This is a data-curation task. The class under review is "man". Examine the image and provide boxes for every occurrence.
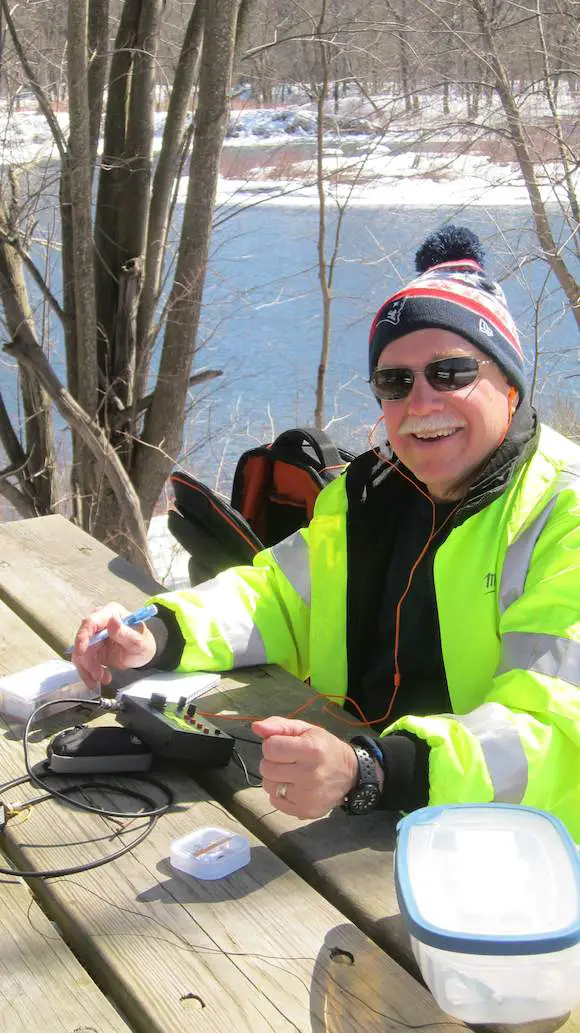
[73,226,580,839]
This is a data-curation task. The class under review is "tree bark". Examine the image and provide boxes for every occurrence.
[472,0,579,329]
[132,0,242,519]
[2,334,154,575]
[68,0,98,418]
[0,208,57,516]
[88,0,110,170]
[118,0,164,269]
[67,0,101,531]
[314,3,331,430]
[94,0,141,373]
[136,0,205,387]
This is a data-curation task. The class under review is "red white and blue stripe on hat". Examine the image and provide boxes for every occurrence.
[369,227,526,398]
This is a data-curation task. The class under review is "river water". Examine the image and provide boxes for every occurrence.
[1,183,578,494]
[194,202,578,484]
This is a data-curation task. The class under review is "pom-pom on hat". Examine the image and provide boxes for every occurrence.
[368,225,526,398]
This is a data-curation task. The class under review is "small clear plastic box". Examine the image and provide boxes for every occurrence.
[170,826,250,880]
[0,659,99,724]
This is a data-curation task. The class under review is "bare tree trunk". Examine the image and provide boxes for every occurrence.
[0,203,57,515]
[0,391,38,518]
[89,0,163,551]
[2,329,154,574]
[67,0,101,533]
[136,0,205,389]
[68,0,98,419]
[534,0,580,235]
[442,79,449,115]
[132,0,242,519]
[118,0,164,275]
[0,6,4,100]
[0,0,247,571]
[471,0,579,329]
[94,0,141,375]
[314,4,331,430]
[88,0,110,169]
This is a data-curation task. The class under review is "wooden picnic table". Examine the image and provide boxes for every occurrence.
[0,514,577,1033]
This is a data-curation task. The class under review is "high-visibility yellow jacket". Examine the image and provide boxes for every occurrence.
[152,424,580,840]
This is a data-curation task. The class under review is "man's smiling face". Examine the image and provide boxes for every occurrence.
[376,328,516,500]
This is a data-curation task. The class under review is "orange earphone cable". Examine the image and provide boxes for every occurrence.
[366,415,464,725]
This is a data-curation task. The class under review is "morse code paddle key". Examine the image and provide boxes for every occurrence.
[47,725,153,774]
[116,693,235,768]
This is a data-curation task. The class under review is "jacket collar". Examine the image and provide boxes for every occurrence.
[359,401,539,523]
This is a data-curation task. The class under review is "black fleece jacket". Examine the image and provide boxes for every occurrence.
[147,403,538,813]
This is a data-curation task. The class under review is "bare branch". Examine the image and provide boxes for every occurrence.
[0,226,64,323]
[109,368,222,431]
[0,0,67,159]
[3,334,155,577]
[0,475,36,519]
[0,390,27,470]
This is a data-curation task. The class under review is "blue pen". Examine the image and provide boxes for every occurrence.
[64,604,158,655]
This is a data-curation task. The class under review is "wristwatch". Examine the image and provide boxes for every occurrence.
[342,741,382,815]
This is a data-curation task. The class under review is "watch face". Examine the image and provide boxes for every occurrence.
[347,784,381,814]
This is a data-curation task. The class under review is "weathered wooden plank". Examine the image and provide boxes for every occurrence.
[0,600,55,675]
[0,610,132,1033]
[191,668,580,1033]
[2,517,575,1033]
[0,873,132,1033]
[183,669,407,944]
[0,714,462,1033]
[0,515,159,654]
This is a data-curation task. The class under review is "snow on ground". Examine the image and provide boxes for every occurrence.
[209,152,564,209]
[2,90,577,587]
[147,514,191,590]
[2,92,577,210]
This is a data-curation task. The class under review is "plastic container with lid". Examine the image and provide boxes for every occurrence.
[170,826,250,880]
[395,804,580,1024]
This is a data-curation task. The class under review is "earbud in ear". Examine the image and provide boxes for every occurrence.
[507,387,517,414]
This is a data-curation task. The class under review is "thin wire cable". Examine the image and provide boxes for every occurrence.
[232,747,261,787]
[0,696,174,878]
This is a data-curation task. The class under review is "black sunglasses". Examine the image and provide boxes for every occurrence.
[369,355,492,401]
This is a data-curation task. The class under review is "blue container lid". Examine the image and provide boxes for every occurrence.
[395,804,580,956]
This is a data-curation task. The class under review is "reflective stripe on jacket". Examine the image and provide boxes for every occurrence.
[152,424,580,839]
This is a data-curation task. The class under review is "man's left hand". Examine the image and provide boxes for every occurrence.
[251,716,359,819]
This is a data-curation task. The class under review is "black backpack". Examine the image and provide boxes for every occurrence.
[168,428,355,584]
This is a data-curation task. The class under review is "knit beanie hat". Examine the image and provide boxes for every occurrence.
[368,226,526,398]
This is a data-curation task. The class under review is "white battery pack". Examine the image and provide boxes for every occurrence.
[0,659,99,723]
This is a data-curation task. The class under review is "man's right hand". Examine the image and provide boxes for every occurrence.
[72,603,157,689]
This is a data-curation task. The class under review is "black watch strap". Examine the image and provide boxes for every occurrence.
[342,743,381,815]
[351,743,378,784]
[350,734,384,767]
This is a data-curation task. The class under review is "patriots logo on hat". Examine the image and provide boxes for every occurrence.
[381,296,407,326]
